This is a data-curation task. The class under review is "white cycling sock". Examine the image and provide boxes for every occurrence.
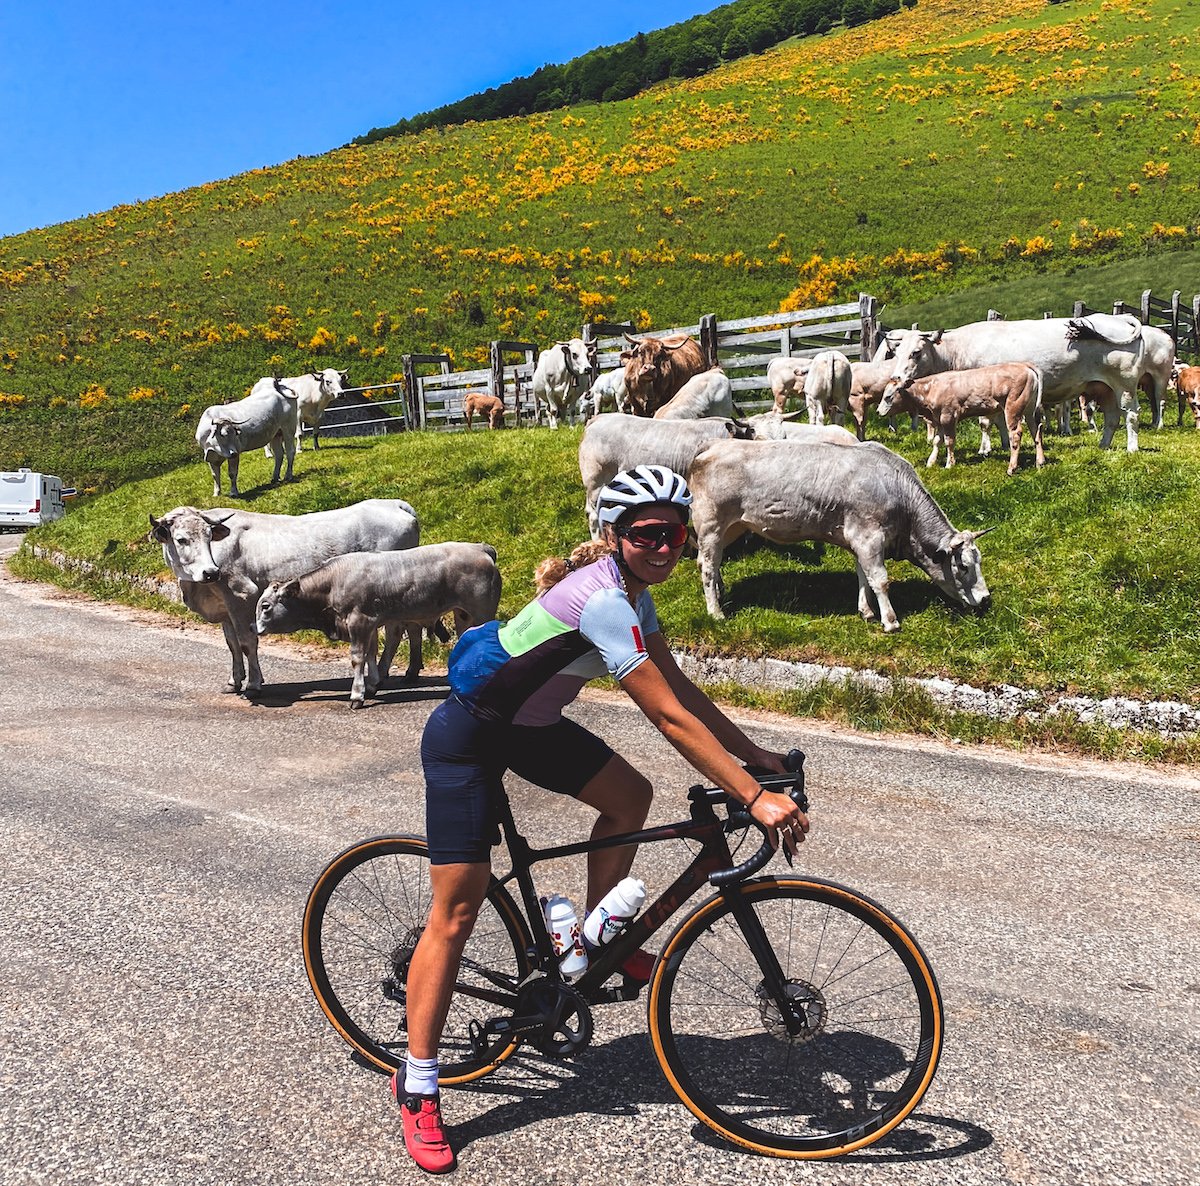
[404,1054,439,1097]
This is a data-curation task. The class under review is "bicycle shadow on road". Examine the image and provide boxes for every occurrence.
[446,1033,992,1164]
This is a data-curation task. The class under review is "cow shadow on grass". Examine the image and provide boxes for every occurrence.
[713,533,947,621]
[723,566,942,622]
[248,674,450,709]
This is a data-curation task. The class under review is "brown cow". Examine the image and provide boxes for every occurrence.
[878,363,1045,474]
[463,391,506,430]
[1174,363,1200,428]
[621,333,707,417]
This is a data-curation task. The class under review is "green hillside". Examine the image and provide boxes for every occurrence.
[2,0,1199,492]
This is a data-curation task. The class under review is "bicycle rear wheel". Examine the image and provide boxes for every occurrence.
[303,835,533,1082]
[648,876,942,1158]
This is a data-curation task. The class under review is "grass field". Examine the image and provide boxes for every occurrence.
[16,418,1200,712]
[3,0,1200,491]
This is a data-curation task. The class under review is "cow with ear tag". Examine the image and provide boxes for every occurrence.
[149,499,421,696]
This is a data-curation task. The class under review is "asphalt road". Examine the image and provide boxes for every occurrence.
[1,535,1197,1186]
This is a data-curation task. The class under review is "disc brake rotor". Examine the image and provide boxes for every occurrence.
[756,978,828,1044]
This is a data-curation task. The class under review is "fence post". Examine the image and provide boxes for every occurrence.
[1113,299,1128,316]
[581,322,600,385]
[488,341,502,403]
[1141,289,1153,324]
[859,293,878,360]
[699,313,718,368]
[1172,290,1182,342]
[987,309,1004,320]
[1072,301,1087,318]
[401,355,417,427]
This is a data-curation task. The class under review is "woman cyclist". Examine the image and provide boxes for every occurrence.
[396,464,809,1173]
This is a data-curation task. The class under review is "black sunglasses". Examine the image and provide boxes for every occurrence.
[617,522,689,550]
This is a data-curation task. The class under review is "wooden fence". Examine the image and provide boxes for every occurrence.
[580,295,879,416]
[379,294,879,430]
[314,285,1200,438]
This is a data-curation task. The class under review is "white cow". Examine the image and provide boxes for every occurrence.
[653,368,735,420]
[886,314,1146,451]
[688,439,991,632]
[149,499,421,696]
[196,378,299,497]
[578,412,752,537]
[587,368,629,418]
[768,350,852,426]
[290,368,349,449]
[532,338,595,428]
[742,410,860,444]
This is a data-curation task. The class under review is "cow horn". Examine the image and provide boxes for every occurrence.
[971,525,997,540]
[780,409,806,421]
[623,332,641,345]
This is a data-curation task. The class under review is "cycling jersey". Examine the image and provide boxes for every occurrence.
[448,554,660,726]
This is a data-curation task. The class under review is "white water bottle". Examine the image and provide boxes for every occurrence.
[543,894,589,978]
[582,877,647,948]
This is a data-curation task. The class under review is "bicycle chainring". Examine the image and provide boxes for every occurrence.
[755,978,827,1044]
[516,978,594,1058]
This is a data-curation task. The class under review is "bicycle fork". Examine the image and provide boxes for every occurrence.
[723,884,822,1042]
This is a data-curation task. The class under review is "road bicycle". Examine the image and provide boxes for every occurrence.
[302,751,943,1159]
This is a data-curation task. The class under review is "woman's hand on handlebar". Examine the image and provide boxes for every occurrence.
[749,790,810,859]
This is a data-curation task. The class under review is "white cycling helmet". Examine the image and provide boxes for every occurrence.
[596,464,692,527]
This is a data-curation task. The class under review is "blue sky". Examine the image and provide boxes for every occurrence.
[0,1,708,241]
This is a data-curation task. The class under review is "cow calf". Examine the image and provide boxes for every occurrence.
[255,543,501,708]
[879,363,1045,475]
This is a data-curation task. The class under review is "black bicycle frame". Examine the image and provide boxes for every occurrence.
[485,791,795,1011]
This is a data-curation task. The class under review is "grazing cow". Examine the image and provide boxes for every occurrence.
[1173,363,1200,428]
[196,378,299,497]
[586,368,629,418]
[532,338,595,428]
[255,543,501,708]
[886,314,1145,451]
[653,368,736,420]
[878,363,1045,474]
[149,499,421,696]
[464,391,506,430]
[621,332,708,417]
[742,410,860,444]
[768,351,853,426]
[578,412,752,537]
[688,439,991,632]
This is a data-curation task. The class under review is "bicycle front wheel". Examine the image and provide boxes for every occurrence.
[302,835,534,1082]
[648,877,943,1158]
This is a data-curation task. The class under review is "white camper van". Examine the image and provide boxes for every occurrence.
[0,469,74,528]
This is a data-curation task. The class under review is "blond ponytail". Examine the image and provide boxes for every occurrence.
[534,540,615,593]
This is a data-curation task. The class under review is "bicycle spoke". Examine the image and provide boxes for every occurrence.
[305,838,531,1078]
[650,879,941,1157]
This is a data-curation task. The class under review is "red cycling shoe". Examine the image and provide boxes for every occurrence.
[392,1073,456,1174]
[619,947,656,982]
